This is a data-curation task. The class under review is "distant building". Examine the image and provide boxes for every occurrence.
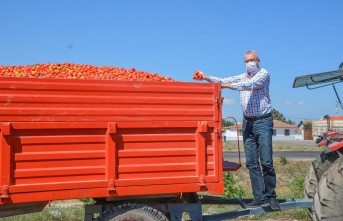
[297,117,343,141]
[308,116,343,140]
[223,120,301,141]
[297,120,314,140]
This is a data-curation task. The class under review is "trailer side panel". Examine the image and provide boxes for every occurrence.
[0,77,223,204]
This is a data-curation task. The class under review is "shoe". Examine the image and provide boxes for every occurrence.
[245,199,269,208]
[268,197,281,211]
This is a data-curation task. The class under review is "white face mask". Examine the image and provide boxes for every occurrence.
[246,62,258,73]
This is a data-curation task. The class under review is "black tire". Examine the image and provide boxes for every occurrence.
[96,203,169,221]
[303,150,340,217]
[312,157,343,220]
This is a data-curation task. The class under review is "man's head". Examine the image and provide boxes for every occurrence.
[244,50,260,73]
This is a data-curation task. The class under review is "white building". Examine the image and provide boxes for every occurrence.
[223,120,302,141]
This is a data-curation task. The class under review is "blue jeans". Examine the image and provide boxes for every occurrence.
[242,114,276,200]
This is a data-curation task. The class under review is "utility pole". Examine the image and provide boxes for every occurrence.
[337,101,339,116]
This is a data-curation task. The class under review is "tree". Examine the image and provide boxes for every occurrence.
[272,109,296,125]
[222,119,235,133]
[222,119,235,127]
[303,122,312,130]
[272,109,286,122]
[285,119,296,125]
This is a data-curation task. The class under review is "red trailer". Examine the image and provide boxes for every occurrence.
[0,76,311,220]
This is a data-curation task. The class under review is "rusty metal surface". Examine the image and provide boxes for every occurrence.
[0,77,224,204]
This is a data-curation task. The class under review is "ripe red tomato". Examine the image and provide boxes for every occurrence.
[0,63,177,82]
[193,70,203,80]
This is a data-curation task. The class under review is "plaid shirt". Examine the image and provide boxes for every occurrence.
[209,68,272,117]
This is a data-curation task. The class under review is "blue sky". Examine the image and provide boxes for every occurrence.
[1,1,343,123]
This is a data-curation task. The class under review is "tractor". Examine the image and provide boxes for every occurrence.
[293,61,343,220]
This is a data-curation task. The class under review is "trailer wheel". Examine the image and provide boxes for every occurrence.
[96,203,169,221]
[303,150,340,217]
[312,157,343,221]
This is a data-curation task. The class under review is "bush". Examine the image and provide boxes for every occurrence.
[303,122,312,130]
[223,173,246,198]
[279,154,289,165]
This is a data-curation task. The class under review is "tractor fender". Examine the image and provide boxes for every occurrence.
[327,141,343,152]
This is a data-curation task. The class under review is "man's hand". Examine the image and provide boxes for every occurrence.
[193,70,211,82]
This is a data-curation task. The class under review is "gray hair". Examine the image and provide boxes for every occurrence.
[245,50,259,58]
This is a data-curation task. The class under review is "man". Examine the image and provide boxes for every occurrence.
[194,50,280,211]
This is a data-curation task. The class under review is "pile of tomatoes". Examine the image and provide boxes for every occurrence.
[0,63,176,82]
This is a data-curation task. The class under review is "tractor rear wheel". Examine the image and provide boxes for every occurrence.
[96,203,169,221]
[312,157,343,220]
[303,150,341,217]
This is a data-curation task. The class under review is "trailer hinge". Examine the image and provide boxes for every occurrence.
[214,97,220,105]
[214,97,224,105]
[215,129,221,139]
[199,175,206,189]
[1,185,9,198]
[108,179,116,192]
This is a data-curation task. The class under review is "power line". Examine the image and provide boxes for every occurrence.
[284,105,337,121]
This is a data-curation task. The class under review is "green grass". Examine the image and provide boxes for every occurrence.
[192,159,313,221]
[218,159,312,220]
[223,140,321,152]
[185,158,311,221]
[0,202,85,221]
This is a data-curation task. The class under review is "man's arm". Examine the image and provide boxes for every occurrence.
[192,71,211,82]
[221,83,232,89]
[231,69,269,91]
[194,70,243,84]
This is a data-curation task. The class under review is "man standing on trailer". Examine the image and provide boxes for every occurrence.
[193,50,280,211]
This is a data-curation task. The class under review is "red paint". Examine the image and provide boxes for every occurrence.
[0,76,227,205]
